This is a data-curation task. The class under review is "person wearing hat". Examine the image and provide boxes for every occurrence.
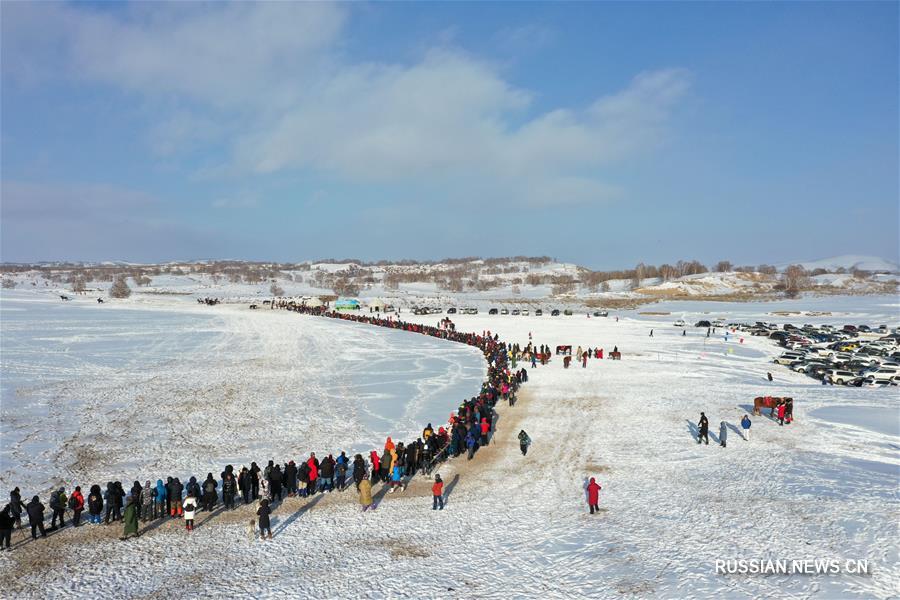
[432,474,444,510]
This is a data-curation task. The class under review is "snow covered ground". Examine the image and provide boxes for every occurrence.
[0,289,897,598]
[0,291,484,493]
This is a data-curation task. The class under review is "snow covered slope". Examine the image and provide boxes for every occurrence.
[777,255,900,273]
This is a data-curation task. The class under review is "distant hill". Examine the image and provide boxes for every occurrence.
[776,255,899,273]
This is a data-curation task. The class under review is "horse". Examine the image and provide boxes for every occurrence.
[609,351,622,361]
[753,396,792,416]
[59,295,70,301]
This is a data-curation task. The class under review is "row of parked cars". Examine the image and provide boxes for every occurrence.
[739,321,900,387]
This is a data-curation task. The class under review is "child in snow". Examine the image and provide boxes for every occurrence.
[257,499,272,539]
[358,479,374,512]
[432,474,444,510]
[719,421,727,448]
[741,415,752,440]
[777,401,786,426]
[586,477,602,514]
[390,464,403,492]
[518,430,531,456]
[183,493,198,532]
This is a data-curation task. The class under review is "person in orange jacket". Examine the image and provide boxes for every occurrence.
[587,477,602,514]
[432,474,444,510]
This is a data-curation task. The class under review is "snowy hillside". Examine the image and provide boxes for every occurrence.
[777,255,900,273]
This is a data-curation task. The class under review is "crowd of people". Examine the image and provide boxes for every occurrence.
[0,302,531,548]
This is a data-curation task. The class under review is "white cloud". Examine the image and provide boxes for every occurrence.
[2,3,691,207]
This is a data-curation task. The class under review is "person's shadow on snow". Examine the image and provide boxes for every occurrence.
[443,474,460,502]
[686,420,699,441]
[726,422,743,439]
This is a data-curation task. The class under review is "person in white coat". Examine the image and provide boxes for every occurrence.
[183,493,198,532]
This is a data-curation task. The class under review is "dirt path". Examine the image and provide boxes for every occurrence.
[0,387,537,588]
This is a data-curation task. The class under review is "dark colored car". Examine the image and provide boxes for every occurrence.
[696,320,711,328]
[447,308,457,314]
[535,309,543,316]
[488,308,499,315]
[551,309,560,316]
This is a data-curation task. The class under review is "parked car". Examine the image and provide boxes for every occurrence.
[674,319,686,327]
[825,369,856,385]
[535,309,543,316]
[488,308,499,315]
[521,309,529,316]
[551,309,560,316]
[712,319,725,328]
[563,309,573,316]
[695,320,711,328]
[500,308,509,315]
[511,309,521,316]
[592,310,609,317]
[446,307,457,314]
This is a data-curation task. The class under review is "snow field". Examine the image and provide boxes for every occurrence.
[0,291,898,598]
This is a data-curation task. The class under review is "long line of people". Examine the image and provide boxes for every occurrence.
[0,303,528,548]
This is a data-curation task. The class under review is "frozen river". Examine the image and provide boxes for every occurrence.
[0,292,484,493]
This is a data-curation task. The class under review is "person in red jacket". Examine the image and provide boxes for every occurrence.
[777,401,786,426]
[479,418,490,445]
[587,477,602,514]
[432,474,444,510]
[369,450,380,483]
[70,486,85,527]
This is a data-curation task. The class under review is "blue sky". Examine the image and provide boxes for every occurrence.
[2,1,897,268]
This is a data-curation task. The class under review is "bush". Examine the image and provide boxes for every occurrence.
[1,278,15,289]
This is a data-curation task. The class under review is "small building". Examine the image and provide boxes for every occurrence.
[368,298,386,312]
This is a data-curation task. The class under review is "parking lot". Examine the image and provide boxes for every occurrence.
[732,321,900,387]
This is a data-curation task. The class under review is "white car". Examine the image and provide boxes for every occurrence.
[712,319,725,328]
[674,319,686,327]
[826,370,856,385]
[774,352,805,365]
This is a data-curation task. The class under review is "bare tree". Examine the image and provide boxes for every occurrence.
[757,264,777,275]
[714,260,733,273]
[632,263,645,289]
[600,281,610,293]
[332,277,360,297]
[269,282,285,296]
[1,278,15,289]
[71,277,87,293]
[109,276,132,299]
[781,264,809,298]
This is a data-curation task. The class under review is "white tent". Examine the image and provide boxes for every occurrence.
[304,297,325,308]
[368,298,386,312]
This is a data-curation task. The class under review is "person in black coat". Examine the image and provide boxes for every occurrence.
[202,473,218,512]
[222,472,237,509]
[697,412,709,445]
[257,499,272,540]
[352,455,366,489]
[238,467,251,504]
[130,481,143,518]
[269,465,283,501]
[319,456,335,493]
[0,504,13,549]
[26,496,46,539]
[284,461,298,497]
[9,488,24,529]
[250,462,260,500]
[88,484,103,524]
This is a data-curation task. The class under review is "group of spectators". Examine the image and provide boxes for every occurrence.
[0,301,529,547]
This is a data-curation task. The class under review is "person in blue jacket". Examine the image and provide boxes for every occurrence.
[741,415,752,441]
[465,431,477,460]
[335,452,349,491]
[155,480,166,519]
